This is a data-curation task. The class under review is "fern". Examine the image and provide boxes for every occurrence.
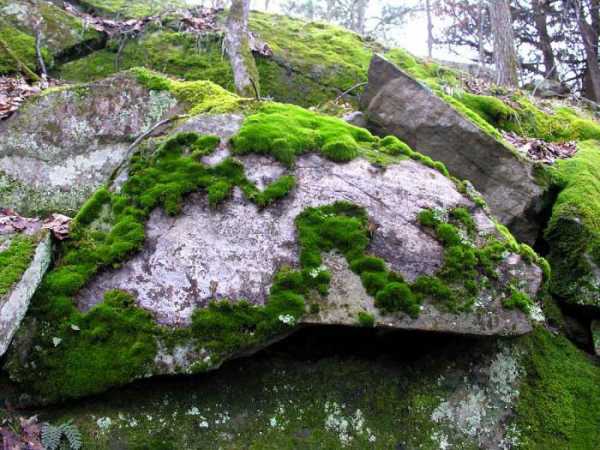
[60,422,82,450]
[41,424,62,450]
[41,421,82,450]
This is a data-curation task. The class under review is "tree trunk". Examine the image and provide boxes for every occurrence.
[569,0,600,101]
[532,0,558,80]
[488,0,519,87]
[426,0,433,58]
[356,0,368,35]
[224,0,259,98]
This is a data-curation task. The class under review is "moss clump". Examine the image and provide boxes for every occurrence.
[132,67,245,115]
[75,0,183,18]
[385,48,460,91]
[514,327,600,449]
[0,234,36,298]
[502,287,533,313]
[544,140,600,308]
[35,290,158,400]
[357,311,375,327]
[231,103,375,166]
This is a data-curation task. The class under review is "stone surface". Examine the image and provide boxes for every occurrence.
[0,72,180,216]
[592,320,600,356]
[0,231,51,357]
[361,54,545,244]
[0,0,105,59]
[77,150,541,336]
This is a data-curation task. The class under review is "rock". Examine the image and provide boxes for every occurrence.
[562,314,591,349]
[76,150,540,337]
[0,72,180,216]
[342,111,367,128]
[531,79,570,98]
[361,54,545,244]
[0,0,105,62]
[592,321,600,356]
[0,230,51,357]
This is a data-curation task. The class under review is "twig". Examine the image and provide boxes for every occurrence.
[35,27,47,79]
[250,77,261,101]
[333,81,368,103]
[110,114,188,183]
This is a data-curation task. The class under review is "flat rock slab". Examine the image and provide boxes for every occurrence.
[77,154,540,336]
[361,55,545,244]
[0,73,180,216]
[0,231,52,357]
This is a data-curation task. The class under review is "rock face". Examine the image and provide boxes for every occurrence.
[0,231,51,357]
[0,0,105,60]
[0,72,180,216]
[76,115,542,338]
[361,55,545,243]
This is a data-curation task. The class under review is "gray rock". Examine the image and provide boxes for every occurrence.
[0,72,180,216]
[361,54,545,244]
[592,320,600,356]
[0,231,51,357]
[342,111,368,128]
[77,153,541,338]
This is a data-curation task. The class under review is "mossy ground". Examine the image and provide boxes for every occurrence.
[0,233,36,298]
[544,140,600,307]
[0,20,48,75]
[514,327,600,449]
[75,0,183,18]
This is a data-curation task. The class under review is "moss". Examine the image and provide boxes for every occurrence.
[0,234,36,298]
[375,282,420,318]
[56,32,234,90]
[385,48,460,91]
[454,92,516,127]
[8,131,303,400]
[544,141,600,308]
[250,12,378,98]
[131,67,246,114]
[0,20,48,75]
[231,102,376,166]
[75,0,183,18]
[357,311,375,327]
[514,327,600,449]
[502,288,533,313]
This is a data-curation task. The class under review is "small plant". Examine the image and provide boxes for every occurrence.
[41,420,82,450]
[357,311,375,327]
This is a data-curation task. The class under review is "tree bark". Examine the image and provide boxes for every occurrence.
[488,0,519,87]
[532,0,558,80]
[569,0,600,101]
[224,0,260,98]
[426,0,433,58]
[355,0,368,35]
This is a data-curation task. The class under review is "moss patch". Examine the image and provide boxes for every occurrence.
[544,140,600,308]
[0,20,45,75]
[514,327,600,449]
[0,234,36,298]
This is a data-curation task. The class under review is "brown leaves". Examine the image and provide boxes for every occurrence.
[0,415,43,450]
[503,131,577,163]
[0,209,71,240]
[0,77,40,121]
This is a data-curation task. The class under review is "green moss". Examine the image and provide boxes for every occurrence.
[385,48,460,91]
[454,92,516,127]
[0,234,36,298]
[0,20,47,75]
[9,131,303,400]
[502,288,533,313]
[231,102,376,166]
[514,327,600,449]
[357,311,375,327]
[75,0,183,18]
[57,32,234,90]
[250,12,378,99]
[545,141,600,308]
[131,67,246,114]
[375,282,420,318]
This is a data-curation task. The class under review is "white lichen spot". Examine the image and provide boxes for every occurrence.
[278,314,296,326]
[96,417,112,431]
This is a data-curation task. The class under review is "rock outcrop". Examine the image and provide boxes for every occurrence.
[0,72,180,216]
[361,54,546,243]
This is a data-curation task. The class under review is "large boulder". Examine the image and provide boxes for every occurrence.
[0,72,180,216]
[361,54,546,244]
